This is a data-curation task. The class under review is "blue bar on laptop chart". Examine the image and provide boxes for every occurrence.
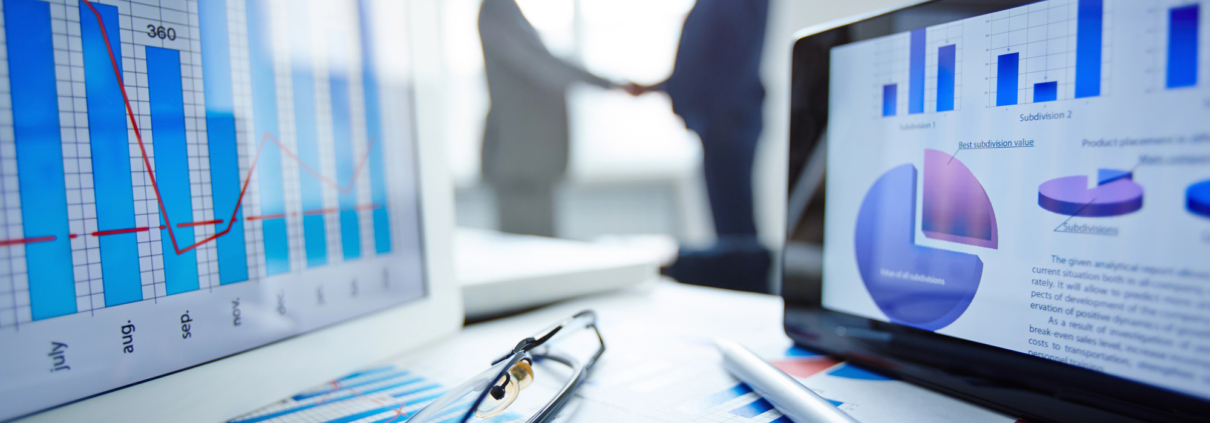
[4,0,76,320]
[146,47,200,295]
[1167,4,1199,89]
[289,4,328,267]
[1034,81,1058,102]
[330,41,362,260]
[882,84,897,116]
[996,53,1019,106]
[360,0,392,254]
[1075,0,1103,98]
[908,29,926,114]
[80,1,141,306]
[247,0,290,274]
[937,44,956,112]
[199,0,249,285]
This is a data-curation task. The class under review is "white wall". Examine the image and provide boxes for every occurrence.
[438,0,701,189]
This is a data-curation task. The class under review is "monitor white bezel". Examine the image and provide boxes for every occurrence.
[14,0,463,420]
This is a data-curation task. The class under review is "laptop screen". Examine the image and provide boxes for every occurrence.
[0,0,427,419]
[822,0,1209,400]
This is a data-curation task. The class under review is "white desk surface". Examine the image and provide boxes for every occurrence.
[233,281,1019,423]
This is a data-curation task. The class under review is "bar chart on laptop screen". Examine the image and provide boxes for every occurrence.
[0,0,425,419]
[876,22,964,117]
[986,0,1111,106]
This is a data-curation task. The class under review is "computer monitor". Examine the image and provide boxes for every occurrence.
[0,0,461,421]
[784,0,1210,421]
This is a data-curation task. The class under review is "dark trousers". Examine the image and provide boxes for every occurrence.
[491,180,557,238]
[697,111,761,237]
[662,110,770,293]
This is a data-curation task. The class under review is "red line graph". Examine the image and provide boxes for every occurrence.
[91,227,149,237]
[177,220,223,228]
[0,236,55,247]
[303,208,338,216]
[245,213,286,221]
[75,0,379,257]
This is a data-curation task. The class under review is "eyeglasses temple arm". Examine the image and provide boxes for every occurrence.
[526,324,606,423]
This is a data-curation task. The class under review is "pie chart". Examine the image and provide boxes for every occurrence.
[922,149,999,249]
[1189,180,1210,218]
[1038,169,1144,217]
[854,155,988,331]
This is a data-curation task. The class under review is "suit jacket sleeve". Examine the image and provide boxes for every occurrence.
[478,0,615,91]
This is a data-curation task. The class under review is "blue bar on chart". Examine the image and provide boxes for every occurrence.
[3,0,76,320]
[1167,4,1199,89]
[996,53,1019,106]
[79,2,142,306]
[882,84,897,116]
[908,28,926,114]
[247,0,290,274]
[198,0,249,285]
[289,4,328,267]
[937,44,956,112]
[693,384,752,410]
[1034,81,1058,102]
[360,0,392,254]
[729,398,775,418]
[146,47,200,295]
[1075,0,1103,98]
[330,42,361,261]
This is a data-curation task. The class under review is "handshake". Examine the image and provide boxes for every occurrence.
[621,82,654,97]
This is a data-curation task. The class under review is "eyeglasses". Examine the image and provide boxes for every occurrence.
[406,310,605,423]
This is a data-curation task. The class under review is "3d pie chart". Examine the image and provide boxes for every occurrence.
[1038,169,1144,217]
[1188,179,1210,218]
[922,149,999,248]
[854,149,993,331]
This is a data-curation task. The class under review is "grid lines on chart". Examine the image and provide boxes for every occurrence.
[873,22,964,117]
[925,22,964,113]
[986,0,1114,106]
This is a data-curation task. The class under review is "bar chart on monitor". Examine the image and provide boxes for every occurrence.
[986,0,1111,107]
[0,0,405,328]
[1145,0,1206,92]
[875,22,964,117]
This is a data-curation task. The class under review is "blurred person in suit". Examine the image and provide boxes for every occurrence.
[479,0,641,237]
[633,0,771,292]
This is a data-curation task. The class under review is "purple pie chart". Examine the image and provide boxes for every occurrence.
[922,149,999,249]
[855,164,984,331]
[1038,170,1143,217]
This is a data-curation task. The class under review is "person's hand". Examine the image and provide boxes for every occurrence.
[622,82,647,97]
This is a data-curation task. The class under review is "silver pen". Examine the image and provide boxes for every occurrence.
[715,338,860,423]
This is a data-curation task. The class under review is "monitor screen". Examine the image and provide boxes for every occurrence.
[822,0,1210,401]
[0,0,427,419]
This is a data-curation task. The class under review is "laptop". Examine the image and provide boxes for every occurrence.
[782,0,1210,422]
